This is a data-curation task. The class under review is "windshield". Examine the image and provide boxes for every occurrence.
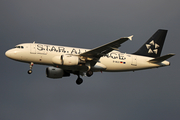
[15,46,24,49]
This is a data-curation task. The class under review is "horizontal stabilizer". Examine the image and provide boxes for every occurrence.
[148,53,175,63]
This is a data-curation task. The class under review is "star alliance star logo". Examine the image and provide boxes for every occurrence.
[146,40,160,54]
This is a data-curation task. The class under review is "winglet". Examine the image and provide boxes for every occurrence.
[128,35,133,41]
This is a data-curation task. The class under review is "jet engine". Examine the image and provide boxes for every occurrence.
[62,55,79,65]
[52,55,84,66]
[46,67,70,78]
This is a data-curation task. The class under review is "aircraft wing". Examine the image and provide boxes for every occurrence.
[79,35,133,59]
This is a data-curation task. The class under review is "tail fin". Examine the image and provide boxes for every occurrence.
[134,29,168,58]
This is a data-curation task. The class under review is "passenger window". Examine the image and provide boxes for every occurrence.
[21,46,24,49]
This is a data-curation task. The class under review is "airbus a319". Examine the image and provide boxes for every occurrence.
[5,29,175,85]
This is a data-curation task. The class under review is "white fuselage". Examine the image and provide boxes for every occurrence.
[5,43,170,72]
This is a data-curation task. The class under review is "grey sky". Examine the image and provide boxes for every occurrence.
[0,0,179,120]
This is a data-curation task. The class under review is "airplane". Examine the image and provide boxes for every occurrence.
[5,29,175,85]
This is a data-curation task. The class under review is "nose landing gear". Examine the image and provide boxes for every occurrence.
[28,70,32,74]
[27,62,33,74]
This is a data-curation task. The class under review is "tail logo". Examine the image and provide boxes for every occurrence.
[146,40,160,54]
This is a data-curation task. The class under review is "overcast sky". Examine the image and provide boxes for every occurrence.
[0,0,180,120]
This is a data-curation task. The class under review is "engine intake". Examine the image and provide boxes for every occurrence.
[46,67,70,78]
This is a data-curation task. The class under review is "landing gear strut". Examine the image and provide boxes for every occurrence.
[76,74,83,85]
[27,62,33,74]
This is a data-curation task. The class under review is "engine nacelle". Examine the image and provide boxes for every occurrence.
[46,67,70,78]
[52,55,81,66]
[62,55,79,65]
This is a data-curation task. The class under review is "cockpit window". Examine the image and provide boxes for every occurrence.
[15,46,24,49]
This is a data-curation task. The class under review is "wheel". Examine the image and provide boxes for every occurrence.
[76,78,83,85]
[28,70,32,74]
[86,70,93,77]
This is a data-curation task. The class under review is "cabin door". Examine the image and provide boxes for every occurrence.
[131,56,137,66]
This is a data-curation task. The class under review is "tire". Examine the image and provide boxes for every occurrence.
[28,70,32,74]
[86,70,93,77]
[76,78,83,85]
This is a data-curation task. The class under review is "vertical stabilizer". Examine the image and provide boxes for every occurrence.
[134,29,167,58]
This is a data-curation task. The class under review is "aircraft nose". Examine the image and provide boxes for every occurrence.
[5,50,11,58]
[5,49,14,58]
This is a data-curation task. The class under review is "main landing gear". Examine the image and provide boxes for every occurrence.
[27,62,33,74]
[75,71,83,85]
[76,76,83,85]
[86,70,93,77]
[75,70,93,85]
